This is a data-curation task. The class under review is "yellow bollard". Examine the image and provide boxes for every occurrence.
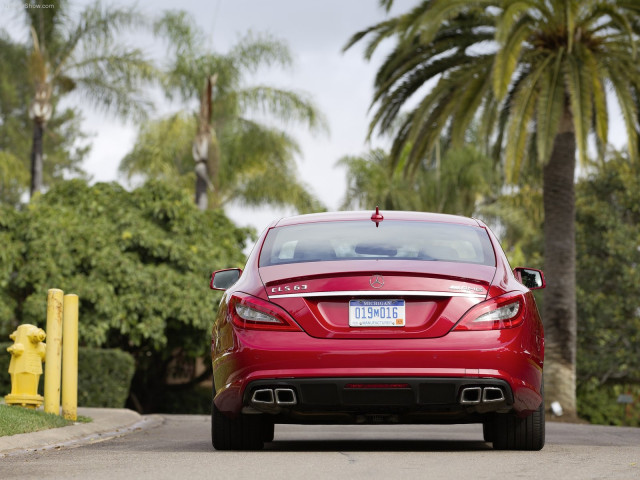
[44,288,64,415]
[62,294,78,421]
[4,324,46,408]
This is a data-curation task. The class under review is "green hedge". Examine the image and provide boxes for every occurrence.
[155,384,212,414]
[577,379,640,427]
[1,343,134,408]
[0,343,9,396]
[77,348,135,408]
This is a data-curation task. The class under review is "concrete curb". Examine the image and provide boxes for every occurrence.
[0,407,163,457]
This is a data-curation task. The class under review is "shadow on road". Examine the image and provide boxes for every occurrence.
[134,438,491,454]
[113,416,640,455]
[264,439,492,452]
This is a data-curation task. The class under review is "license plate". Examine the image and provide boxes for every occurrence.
[349,299,405,327]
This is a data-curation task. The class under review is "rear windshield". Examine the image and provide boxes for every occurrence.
[259,220,495,267]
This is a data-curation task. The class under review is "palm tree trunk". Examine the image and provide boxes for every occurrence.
[30,120,45,198]
[542,108,577,417]
[193,75,218,211]
[194,168,208,210]
[207,132,221,210]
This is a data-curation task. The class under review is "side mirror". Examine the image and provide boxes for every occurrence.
[210,268,242,291]
[514,267,545,290]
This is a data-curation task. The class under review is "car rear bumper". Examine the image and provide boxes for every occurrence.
[239,377,514,424]
[212,328,543,421]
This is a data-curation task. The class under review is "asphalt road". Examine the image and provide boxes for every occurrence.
[1,416,638,480]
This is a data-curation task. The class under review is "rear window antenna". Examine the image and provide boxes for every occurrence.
[371,206,384,227]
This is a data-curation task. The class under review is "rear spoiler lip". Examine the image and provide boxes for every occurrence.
[268,290,486,300]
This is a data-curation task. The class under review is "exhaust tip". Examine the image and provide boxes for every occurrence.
[274,388,297,405]
[251,389,275,404]
[460,387,482,405]
[482,387,505,403]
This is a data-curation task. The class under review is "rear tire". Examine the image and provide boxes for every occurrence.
[482,419,495,442]
[211,400,265,450]
[492,393,545,450]
[262,417,275,443]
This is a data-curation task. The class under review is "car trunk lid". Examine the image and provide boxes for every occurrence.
[259,260,494,339]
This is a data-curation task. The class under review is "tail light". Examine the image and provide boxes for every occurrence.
[229,293,301,332]
[453,292,526,331]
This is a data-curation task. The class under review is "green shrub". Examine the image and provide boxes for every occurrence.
[0,342,9,396]
[78,348,135,408]
[155,384,212,414]
[1,342,134,408]
[577,378,640,427]
[0,180,250,413]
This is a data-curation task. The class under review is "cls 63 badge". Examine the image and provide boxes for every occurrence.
[271,284,308,293]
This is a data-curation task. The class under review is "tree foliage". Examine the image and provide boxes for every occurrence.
[119,11,327,213]
[0,179,251,411]
[478,150,640,425]
[347,0,640,417]
[576,153,640,387]
[120,112,324,213]
[0,32,88,205]
[478,185,544,269]
[7,0,156,197]
[347,0,640,171]
[339,142,495,216]
[18,0,156,120]
[572,152,640,425]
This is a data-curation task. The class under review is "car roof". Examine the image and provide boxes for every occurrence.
[271,210,483,228]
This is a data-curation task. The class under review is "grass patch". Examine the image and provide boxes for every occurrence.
[0,405,78,437]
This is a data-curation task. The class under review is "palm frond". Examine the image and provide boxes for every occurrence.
[66,45,156,120]
[236,87,328,134]
[119,113,195,182]
[564,48,593,166]
[496,0,534,45]
[606,64,639,161]
[52,2,149,78]
[504,58,549,181]
[493,14,532,100]
[587,53,608,152]
[412,0,495,45]
[342,19,398,58]
[535,50,565,164]
[229,32,293,73]
[153,10,200,56]
[449,60,494,145]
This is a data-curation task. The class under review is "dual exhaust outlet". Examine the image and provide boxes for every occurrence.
[460,386,505,405]
[252,385,502,407]
[251,388,297,406]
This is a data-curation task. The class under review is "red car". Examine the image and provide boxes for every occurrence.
[210,210,545,450]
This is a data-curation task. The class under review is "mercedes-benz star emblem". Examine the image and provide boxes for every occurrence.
[369,274,384,289]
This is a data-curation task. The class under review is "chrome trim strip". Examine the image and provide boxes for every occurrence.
[268,290,486,299]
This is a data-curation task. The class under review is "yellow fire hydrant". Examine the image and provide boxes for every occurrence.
[5,324,46,408]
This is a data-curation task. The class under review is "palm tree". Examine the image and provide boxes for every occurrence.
[346,0,640,417]
[16,0,155,198]
[339,142,495,216]
[119,11,327,213]
[0,31,90,206]
[119,112,324,213]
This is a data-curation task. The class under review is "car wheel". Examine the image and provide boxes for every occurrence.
[211,400,265,450]
[492,393,545,450]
